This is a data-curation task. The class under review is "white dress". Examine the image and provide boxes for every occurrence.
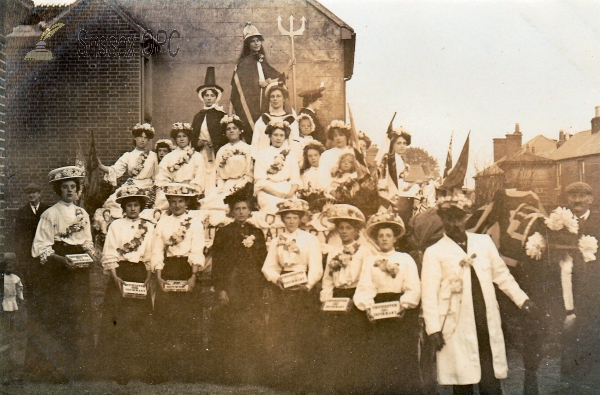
[317,146,354,190]
[301,166,320,190]
[32,201,94,263]
[150,212,206,272]
[320,242,370,302]
[214,140,253,197]
[154,146,205,210]
[353,249,421,311]
[101,217,155,272]
[262,228,323,290]
[254,145,301,214]
[251,112,300,159]
[290,135,314,167]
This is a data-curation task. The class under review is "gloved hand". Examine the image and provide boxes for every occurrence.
[429,332,445,351]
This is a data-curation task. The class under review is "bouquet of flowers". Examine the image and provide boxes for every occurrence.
[59,208,86,239]
[328,243,360,275]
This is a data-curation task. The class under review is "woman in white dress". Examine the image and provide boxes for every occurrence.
[318,120,360,191]
[254,120,301,214]
[300,141,324,191]
[250,82,299,158]
[154,123,205,210]
[30,166,95,381]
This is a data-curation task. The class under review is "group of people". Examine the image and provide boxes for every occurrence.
[2,19,598,395]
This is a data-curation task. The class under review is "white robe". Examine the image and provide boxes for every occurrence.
[317,146,354,191]
[421,233,529,385]
[251,113,300,159]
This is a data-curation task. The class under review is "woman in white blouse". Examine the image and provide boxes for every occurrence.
[98,186,154,384]
[154,123,205,210]
[254,120,301,214]
[300,141,324,191]
[150,183,206,382]
[250,82,299,158]
[319,204,371,393]
[261,199,323,390]
[30,166,95,382]
[354,209,421,394]
[213,115,253,201]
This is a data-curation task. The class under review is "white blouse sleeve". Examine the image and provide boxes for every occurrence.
[286,151,301,187]
[141,222,155,271]
[353,257,378,311]
[190,153,206,194]
[104,152,129,186]
[399,255,421,309]
[262,238,282,285]
[31,211,56,262]
[101,221,121,272]
[188,218,206,269]
[151,220,166,272]
[155,162,171,188]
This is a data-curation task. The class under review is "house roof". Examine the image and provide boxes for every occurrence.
[307,0,354,31]
[549,129,600,161]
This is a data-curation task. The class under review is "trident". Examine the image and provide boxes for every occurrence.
[277,15,306,110]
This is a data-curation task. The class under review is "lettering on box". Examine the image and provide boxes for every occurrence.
[65,253,93,269]
[322,297,352,312]
[280,271,308,288]
[368,301,401,320]
[122,281,147,299]
[164,280,189,292]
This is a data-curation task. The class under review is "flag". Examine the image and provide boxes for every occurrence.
[443,131,453,179]
[82,131,105,214]
[442,132,469,190]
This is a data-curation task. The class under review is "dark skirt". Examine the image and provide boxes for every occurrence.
[365,292,421,394]
[321,287,371,393]
[25,242,93,381]
[152,256,201,382]
[267,279,321,391]
[98,261,152,382]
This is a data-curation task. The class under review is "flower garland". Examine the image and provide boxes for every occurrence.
[130,151,149,176]
[116,219,149,255]
[374,258,400,278]
[219,149,246,168]
[58,208,86,239]
[164,215,193,252]
[167,146,194,173]
[267,149,290,175]
[132,123,155,134]
[328,242,360,275]
[545,207,579,234]
[220,114,242,125]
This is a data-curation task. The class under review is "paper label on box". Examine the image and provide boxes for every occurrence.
[164,280,189,292]
[65,253,93,268]
[322,297,352,312]
[280,271,308,288]
[368,301,401,320]
[122,282,147,299]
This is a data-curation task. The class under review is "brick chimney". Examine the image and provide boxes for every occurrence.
[505,123,522,157]
[493,138,507,162]
[557,130,566,148]
[592,106,600,134]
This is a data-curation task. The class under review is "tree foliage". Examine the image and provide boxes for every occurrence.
[404,147,441,179]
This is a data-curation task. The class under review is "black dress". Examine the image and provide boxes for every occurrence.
[211,221,268,384]
[191,107,228,152]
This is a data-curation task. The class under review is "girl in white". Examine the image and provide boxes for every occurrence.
[250,82,299,158]
[353,209,421,394]
[154,123,205,210]
[290,113,316,166]
[254,120,301,214]
[261,199,323,390]
[318,121,357,190]
[300,141,324,191]
[150,183,206,382]
[98,186,154,384]
[213,115,253,200]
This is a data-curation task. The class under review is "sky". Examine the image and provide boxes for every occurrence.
[33,0,600,186]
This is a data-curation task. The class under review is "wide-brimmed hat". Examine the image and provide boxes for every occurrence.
[564,182,593,196]
[131,123,155,139]
[326,204,366,226]
[115,185,150,204]
[48,166,85,183]
[169,122,193,140]
[276,198,309,215]
[196,67,224,102]
[298,84,325,103]
[163,183,197,197]
[243,22,262,41]
[24,183,41,193]
[435,194,473,218]
[366,208,406,240]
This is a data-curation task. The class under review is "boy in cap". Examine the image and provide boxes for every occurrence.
[298,84,327,145]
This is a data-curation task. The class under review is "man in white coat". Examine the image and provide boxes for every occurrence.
[422,194,537,395]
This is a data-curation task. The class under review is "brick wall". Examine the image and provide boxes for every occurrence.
[116,0,350,140]
[4,0,141,250]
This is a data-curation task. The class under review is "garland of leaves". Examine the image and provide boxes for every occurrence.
[130,151,150,177]
[116,219,150,256]
[58,208,86,239]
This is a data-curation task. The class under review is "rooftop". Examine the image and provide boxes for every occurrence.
[549,129,600,161]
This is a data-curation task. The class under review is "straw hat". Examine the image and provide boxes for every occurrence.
[48,166,85,183]
[326,204,366,226]
[115,185,150,204]
[365,207,406,240]
[163,183,197,197]
[276,198,309,215]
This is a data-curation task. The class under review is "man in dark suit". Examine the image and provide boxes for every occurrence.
[298,85,327,145]
[561,182,600,391]
[12,184,49,292]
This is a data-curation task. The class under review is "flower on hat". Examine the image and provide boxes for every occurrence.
[172,122,192,131]
[435,194,473,211]
[115,185,148,200]
[132,123,155,133]
[163,184,195,196]
[220,114,242,125]
[277,198,309,213]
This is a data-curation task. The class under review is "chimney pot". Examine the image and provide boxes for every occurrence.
[559,130,565,141]
[515,123,521,134]
[592,107,600,134]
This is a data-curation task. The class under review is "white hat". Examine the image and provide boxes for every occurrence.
[163,183,197,197]
[243,22,262,41]
[48,166,85,183]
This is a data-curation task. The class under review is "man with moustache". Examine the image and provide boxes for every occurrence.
[560,182,600,391]
[422,194,536,395]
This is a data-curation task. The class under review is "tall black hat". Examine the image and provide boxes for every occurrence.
[196,67,224,99]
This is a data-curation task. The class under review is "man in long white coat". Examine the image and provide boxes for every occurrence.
[422,194,537,395]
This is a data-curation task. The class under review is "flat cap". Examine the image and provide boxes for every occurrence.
[564,182,593,196]
[24,183,41,193]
